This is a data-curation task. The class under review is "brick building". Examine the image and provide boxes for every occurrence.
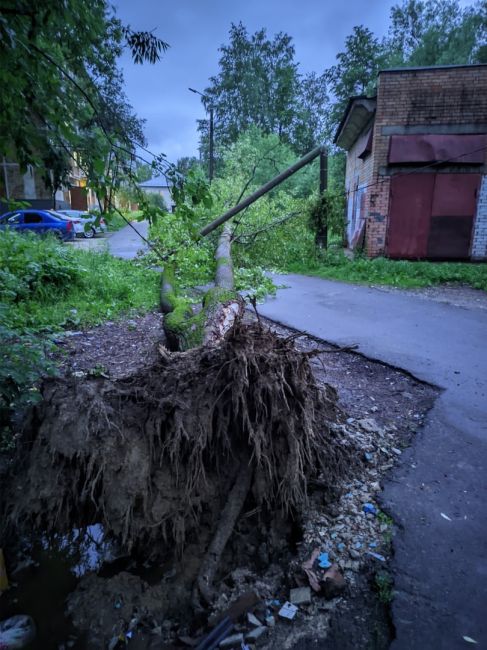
[335,64,487,260]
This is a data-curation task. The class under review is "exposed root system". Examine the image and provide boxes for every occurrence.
[4,320,354,582]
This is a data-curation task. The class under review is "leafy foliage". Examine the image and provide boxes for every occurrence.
[149,130,319,290]
[0,230,81,305]
[306,189,346,246]
[198,23,328,160]
[0,229,160,442]
[176,157,204,177]
[0,311,56,448]
[325,26,385,124]
[0,1,166,205]
[234,267,277,302]
[123,26,169,64]
[0,231,159,332]
[202,23,299,146]
[387,0,486,66]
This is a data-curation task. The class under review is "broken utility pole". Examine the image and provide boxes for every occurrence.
[200,145,327,237]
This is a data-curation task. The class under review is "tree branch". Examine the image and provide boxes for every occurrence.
[233,211,300,245]
[17,38,173,176]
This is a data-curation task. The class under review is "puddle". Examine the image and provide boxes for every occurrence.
[0,525,116,649]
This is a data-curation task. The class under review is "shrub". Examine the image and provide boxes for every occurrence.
[0,306,56,448]
[0,229,81,304]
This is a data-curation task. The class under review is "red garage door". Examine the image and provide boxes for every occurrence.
[387,174,480,259]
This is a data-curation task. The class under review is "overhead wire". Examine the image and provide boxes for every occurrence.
[12,34,487,251]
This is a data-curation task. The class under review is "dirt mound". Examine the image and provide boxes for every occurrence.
[5,322,353,555]
[66,572,166,648]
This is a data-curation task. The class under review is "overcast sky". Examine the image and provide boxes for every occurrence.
[112,0,467,163]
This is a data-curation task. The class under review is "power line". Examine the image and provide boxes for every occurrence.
[339,143,487,203]
[13,34,487,252]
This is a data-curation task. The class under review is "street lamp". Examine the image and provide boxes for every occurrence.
[189,87,214,181]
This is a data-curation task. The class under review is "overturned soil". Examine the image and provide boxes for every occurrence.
[0,310,438,650]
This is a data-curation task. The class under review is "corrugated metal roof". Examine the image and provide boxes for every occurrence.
[138,175,172,188]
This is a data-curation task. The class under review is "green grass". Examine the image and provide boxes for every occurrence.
[288,248,487,292]
[11,251,159,331]
[1,230,160,334]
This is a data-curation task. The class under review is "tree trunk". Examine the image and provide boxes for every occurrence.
[161,223,242,351]
[160,223,246,603]
[203,224,243,345]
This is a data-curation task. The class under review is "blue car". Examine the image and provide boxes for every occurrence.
[0,209,75,241]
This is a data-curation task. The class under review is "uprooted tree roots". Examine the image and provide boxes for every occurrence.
[3,319,355,608]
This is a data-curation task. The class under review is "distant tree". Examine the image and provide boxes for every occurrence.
[325,26,386,125]
[387,0,486,66]
[218,127,320,200]
[291,72,330,154]
[147,193,167,210]
[135,163,154,183]
[199,23,300,152]
[176,156,203,177]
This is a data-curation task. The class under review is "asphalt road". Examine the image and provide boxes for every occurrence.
[259,274,487,650]
[106,220,149,259]
[70,221,149,259]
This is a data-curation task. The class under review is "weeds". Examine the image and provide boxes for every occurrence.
[375,570,394,604]
[377,510,394,545]
[289,248,487,292]
[1,231,159,332]
[0,313,57,447]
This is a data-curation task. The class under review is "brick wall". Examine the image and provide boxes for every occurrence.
[472,175,487,259]
[365,64,487,257]
[344,125,374,245]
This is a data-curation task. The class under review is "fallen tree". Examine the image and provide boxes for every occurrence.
[5,315,353,596]
[2,147,356,621]
[161,224,243,352]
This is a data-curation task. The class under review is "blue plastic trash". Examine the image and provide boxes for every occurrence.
[367,551,386,562]
[318,552,332,568]
[363,503,377,515]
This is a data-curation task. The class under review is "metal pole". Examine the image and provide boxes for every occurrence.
[319,149,328,249]
[209,106,214,182]
[319,149,327,194]
[200,145,324,237]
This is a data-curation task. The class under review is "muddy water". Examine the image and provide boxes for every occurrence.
[1,546,82,648]
[0,526,114,649]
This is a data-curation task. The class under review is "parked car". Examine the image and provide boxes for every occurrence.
[0,209,75,241]
[56,210,107,239]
